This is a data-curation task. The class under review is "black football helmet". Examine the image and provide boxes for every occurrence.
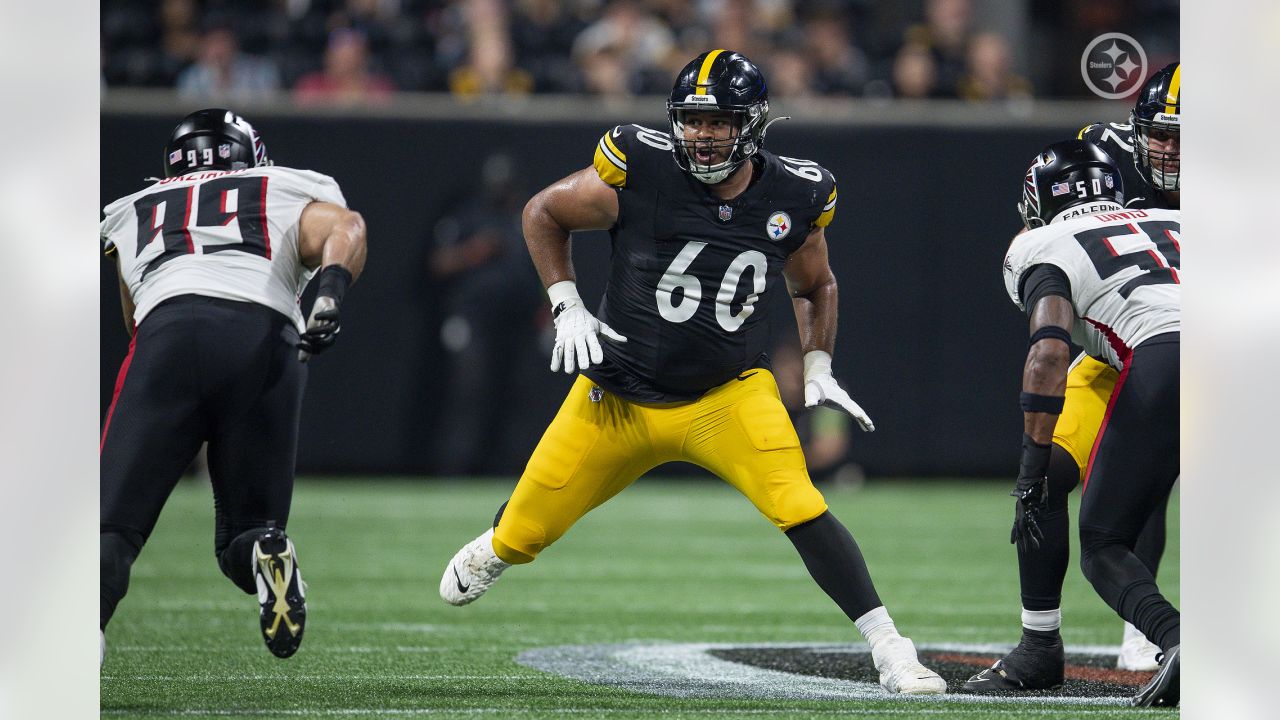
[667,49,770,184]
[1018,140,1124,229]
[1130,62,1180,192]
[164,108,270,178]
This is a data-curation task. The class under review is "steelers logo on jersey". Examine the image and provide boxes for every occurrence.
[766,211,792,241]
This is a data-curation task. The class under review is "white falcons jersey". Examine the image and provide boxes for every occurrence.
[1003,207,1181,369]
[101,166,346,331]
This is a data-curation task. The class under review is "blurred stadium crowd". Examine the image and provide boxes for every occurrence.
[103,0,1178,104]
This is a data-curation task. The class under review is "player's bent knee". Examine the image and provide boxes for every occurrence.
[493,517,550,564]
[770,488,828,532]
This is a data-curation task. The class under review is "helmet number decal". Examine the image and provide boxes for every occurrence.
[1075,179,1104,198]
[186,148,215,171]
[655,240,767,332]
[779,156,823,183]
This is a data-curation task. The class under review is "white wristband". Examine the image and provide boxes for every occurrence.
[802,350,833,383]
[546,280,581,310]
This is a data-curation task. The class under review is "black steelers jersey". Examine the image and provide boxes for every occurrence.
[585,123,838,403]
[1077,122,1175,210]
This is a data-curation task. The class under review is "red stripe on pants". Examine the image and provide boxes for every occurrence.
[100,334,138,453]
[1082,361,1130,492]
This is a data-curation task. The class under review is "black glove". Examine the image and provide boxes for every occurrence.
[297,266,352,363]
[1009,433,1053,552]
[1010,475,1048,552]
[298,296,340,362]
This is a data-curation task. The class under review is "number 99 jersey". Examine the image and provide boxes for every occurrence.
[101,166,347,332]
[1003,207,1181,369]
[589,123,838,403]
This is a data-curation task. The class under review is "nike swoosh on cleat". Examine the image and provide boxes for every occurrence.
[452,565,470,594]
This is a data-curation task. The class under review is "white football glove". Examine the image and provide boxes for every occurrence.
[547,280,627,374]
[803,350,875,432]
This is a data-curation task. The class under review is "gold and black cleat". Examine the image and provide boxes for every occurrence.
[1131,645,1179,707]
[253,526,306,659]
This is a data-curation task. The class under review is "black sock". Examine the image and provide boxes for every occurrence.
[217,526,273,594]
[1018,445,1080,610]
[101,529,144,629]
[785,511,882,622]
[1133,493,1169,578]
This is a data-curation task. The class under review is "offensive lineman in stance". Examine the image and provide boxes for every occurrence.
[994,140,1181,706]
[100,109,367,661]
[965,62,1181,690]
[438,50,945,695]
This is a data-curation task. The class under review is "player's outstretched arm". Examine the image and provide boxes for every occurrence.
[297,202,368,361]
[1010,294,1075,551]
[784,226,874,431]
[523,168,625,374]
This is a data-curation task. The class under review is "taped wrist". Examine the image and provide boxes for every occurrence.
[547,280,583,318]
[1020,392,1065,414]
[802,350,833,384]
[315,265,352,306]
[1019,433,1052,480]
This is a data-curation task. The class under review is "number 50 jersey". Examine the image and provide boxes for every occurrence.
[101,166,347,332]
[1003,207,1181,369]
[588,124,839,403]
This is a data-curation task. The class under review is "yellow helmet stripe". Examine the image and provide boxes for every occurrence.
[1164,64,1181,114]
[695,49,726,95]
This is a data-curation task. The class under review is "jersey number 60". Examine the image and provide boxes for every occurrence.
[656,240,766,332]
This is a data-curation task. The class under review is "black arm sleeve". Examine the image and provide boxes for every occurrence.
[1020,264,1072,317]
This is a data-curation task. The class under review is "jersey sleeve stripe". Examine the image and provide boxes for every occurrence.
[822,187,837,211]
[1164,65,1181,113]
[695,49,726,94]
[602,133,627,166]
[594,140,627,188]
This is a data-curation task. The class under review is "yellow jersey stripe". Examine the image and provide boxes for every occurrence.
[695,49,726,95]
[593,141,627,188]
[602,132,627,165]
[1164,64,1181,114]
[815,206,836,228]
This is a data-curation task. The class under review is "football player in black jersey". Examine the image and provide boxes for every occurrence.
[438,49,946,695]
[964,63,1181,692]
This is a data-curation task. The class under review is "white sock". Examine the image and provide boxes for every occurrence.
[1022,607,1062,633]
[855,606,900,647]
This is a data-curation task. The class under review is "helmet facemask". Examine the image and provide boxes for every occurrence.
[1132,111,1179,192]
[668,101,768,185]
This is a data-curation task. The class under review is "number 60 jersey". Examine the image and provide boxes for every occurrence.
[1003,207,1181,370]
[101,166,347,332]
[588,124,838,403]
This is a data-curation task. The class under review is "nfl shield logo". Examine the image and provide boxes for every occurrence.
[218,143,232,159]
[718,204,733,221]
[1104,174,1114,189]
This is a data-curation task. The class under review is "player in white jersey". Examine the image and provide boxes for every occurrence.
[99,109,367,662]
[993,141,1180,707]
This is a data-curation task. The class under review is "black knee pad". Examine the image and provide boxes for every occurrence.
[217,526,273,594]
[1045,444,1080,509]
[101,528,145,629]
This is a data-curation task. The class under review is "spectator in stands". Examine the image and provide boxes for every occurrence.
[510,0,588,93]
[805,9,870,97]
[891,41,939,99]
[449,0,534,98]
[958,32,1032,102]
[177,26,281,104]
[294,28,396,106]
[572,0,676,95]
[901,0,974,97]
[766,47,818,100]
[157,0,203,85]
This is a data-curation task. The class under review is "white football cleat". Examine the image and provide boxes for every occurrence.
[440,528,511,606]
[1118,622,1161,671]
[872,636,947,694]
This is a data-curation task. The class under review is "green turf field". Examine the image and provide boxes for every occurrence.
[101,477,1178,719]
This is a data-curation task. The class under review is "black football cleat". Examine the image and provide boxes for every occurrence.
[253,526,306,658]
[1131,645,1179,707]
[963,630,1065,692]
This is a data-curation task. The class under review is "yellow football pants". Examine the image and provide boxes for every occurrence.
[1053,355,1119,479]
[492,370,828,564]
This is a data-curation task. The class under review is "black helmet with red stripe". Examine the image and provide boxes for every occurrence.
[164,108,270,178]
[666,50,770,184]
[1130,62,1180,192]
